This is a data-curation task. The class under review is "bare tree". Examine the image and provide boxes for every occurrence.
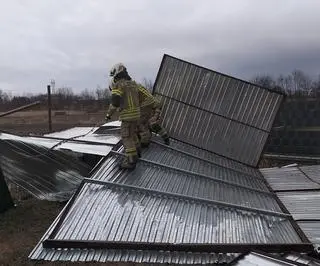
[0,89,10,104]
[142,78,154,92]
[56,87,74,100]
[251,75,275,89]
[80,88,95,100]
[95,85,110,100]
[291,69,312,96]
[276,74,293,93]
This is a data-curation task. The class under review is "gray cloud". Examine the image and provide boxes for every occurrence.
[1,0,320,94]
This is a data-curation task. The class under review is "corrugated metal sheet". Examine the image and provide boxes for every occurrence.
[260,167,320,191]
[234,252,304,266]
[48,181,300,244]
[153,54,284,166]
[44,126,99,138]
[297,222,320,249]
[0,137,91,201]
[299,165,320,184]
[45,121,121,141]
[91,155,281,212]
[285,252,320,265]
[277,191,320,220]
[44,125,120,146]
[143,142,268,191]
[261,165,320,253]
[30,141,306,263]
[154,137,262,177]
[30,204,238,265]
[0,132,115,156]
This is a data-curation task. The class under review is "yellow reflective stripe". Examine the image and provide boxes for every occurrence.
[121,112,140,118]
[120,111,140,120]
[128,95,134,109]
[139,86,151,97]
[112,89,123,96]
[141,98,155,107]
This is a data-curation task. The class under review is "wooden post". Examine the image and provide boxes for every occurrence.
[47,85,52,132]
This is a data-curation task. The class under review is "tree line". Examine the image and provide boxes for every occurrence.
[0,71,319,111]
[0,78,154,111]
[251,70,320,97]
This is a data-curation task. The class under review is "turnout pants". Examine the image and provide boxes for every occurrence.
[121,120,139,165]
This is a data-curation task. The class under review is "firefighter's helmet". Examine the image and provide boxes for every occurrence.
[109,63,126,77]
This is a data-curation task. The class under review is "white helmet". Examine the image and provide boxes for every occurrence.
[109,63,127,77]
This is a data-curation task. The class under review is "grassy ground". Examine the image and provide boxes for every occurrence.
[0,199,65,265]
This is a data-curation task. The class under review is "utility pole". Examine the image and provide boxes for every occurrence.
[47,84,52,132]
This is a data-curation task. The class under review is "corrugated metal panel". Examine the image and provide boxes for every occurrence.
[155,137,261,177]
[0,137,91,201]
[91,155,281,212]
[262,165,320,253]
[0,132,115,156]
[93,142,267,192]
[260,167,320,191]
[30,145,306,263]
[234,252,302,266]
[45,127,99,138]
[285,252,320,266]
[44,126,120,145]
[158,96,269,166]
[153,54,284,166]
[45,122,121,141]
[277,191,320,220]
[51,181,300,244]
[297,222,320,251]
[29,205,238,265]
[299,165,320,184]
[143,143,268,191]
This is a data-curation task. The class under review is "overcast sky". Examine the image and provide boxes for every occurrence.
[1,0,320,95]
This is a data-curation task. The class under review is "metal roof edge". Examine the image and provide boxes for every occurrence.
[161,53,287,97]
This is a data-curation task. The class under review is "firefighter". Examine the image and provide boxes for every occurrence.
[109,78,170,147]
[105,63,141,169]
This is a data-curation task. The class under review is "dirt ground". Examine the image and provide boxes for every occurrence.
[0,110,286,265]
[0,110,106,135]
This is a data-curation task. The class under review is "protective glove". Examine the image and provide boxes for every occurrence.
[105,114,111,121]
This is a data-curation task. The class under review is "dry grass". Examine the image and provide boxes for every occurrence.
[0,110,106,135]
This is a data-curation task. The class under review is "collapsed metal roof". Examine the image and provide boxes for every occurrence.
[18,54,318,264]
[29,141,311,264]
